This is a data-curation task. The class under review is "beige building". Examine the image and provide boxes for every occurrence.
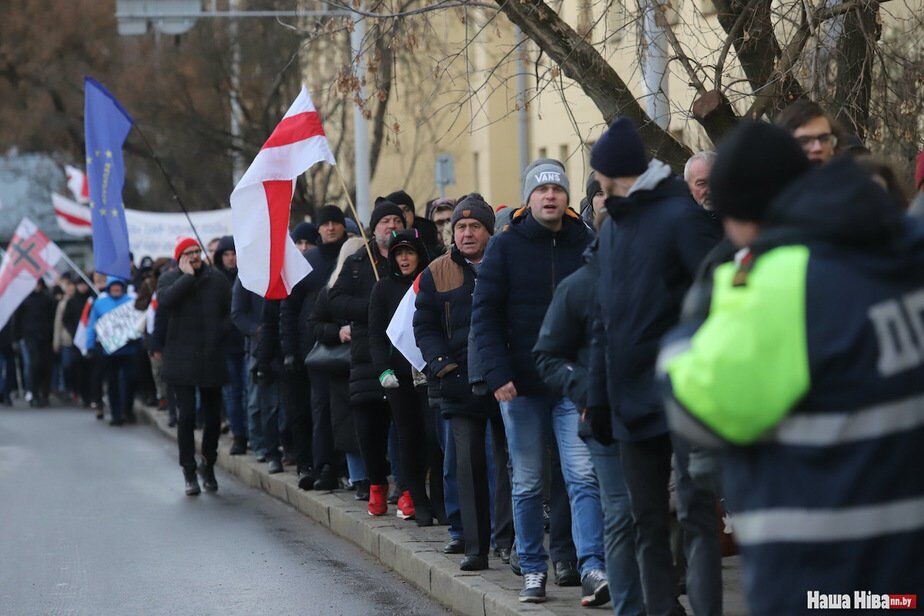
[302,1,922,215]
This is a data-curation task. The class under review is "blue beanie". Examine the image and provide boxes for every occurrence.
[291,222,319,245]
[590,117,649,179]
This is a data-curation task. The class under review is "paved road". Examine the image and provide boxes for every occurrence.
[0,404,448,616]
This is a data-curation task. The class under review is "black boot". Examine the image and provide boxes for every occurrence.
[353,479,370,501]
[312,464,338,491]
[184,469,201,496]
[198,462,218,492]
[229,436,247,456]
[297,467,316,490]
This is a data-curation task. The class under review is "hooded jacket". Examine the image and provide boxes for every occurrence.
[86,278,137,356]
[213,236,244,355]
[470,207,593,397]
[368,230,430,383]
[587,161,721,440]
[661,158,924,615]
[280,236,347,360]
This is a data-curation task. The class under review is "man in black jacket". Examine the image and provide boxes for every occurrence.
[588,117,722,616]
[329,200,405,515]
[471,160,607,605]
[157,238,231,495]
[14,279,56,407]
[414,195,512,571]
[214,235,248,455]
[384,190,443,259]
[281,205,347,490]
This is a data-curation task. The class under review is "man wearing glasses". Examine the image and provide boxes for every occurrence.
[776,99,840,166]
[158,237,232,495]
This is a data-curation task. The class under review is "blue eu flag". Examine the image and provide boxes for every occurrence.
[84,77,133,279]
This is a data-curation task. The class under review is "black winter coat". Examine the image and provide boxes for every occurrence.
[470,208,593,396]
[414,247,482,409]
[533,247,598,410]
[368,233,429,385]
[588,173,720,441]
[13,290,56,343]
[307,286,346,348]
[231,278,268,355]
[328,242,390,404]
[156,266,231,388]
[280,238,345,360]
[62,291,91,338]
[213,236,244,355]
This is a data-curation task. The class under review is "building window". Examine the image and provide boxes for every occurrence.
[538,146,548,159]
[559,144,569,175]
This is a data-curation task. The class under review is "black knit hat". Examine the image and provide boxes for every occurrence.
[585,172,601,205]
[385,190,415,213]
[710,121,811,221]
[368,199,407,231]
[590,117,649,179]
[451,193,495,235]
[291,222,319,245]
[316,205,346,227]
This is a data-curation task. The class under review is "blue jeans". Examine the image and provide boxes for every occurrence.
[501,395,605,575]
[585,437,644,615]
[346,452,367,483]
[246,355,279,458]
[435,408,463,541]
[223,353,248,439]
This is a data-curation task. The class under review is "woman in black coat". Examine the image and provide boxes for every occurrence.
[307,237,368,498]
[368,230,436,525]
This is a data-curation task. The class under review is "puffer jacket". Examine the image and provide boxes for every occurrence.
[156,265,231,387]
[414,246,480,406]
[328,241,391,404]
[470,207,593,396]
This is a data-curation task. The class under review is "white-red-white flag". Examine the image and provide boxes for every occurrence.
[0,218,65,330]
[65,164,90,204]
[73,296,93,356]
[231,86,334,299]
[52,193,93,237]
[386,276,427,371]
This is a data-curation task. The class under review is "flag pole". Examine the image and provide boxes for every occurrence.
[57,251,99,296]
[333,164,379,282]
[132,124,214,266]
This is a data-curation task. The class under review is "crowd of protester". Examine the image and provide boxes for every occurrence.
[6,98,924,614]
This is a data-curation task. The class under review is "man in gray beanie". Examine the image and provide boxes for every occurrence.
[471,160,608,605]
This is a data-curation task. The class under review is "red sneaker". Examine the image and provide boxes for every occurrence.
[396,490,415,520]
[368,484,388,516]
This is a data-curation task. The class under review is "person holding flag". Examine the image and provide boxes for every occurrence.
[85,277,138,426]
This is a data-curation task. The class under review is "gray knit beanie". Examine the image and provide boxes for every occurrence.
[521,158,570,204]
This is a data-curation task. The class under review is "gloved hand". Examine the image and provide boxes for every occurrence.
[586,405,614,445]
[379,369,399,389]
[283,354,297,374]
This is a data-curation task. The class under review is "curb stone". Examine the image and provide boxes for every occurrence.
[137,405,563,616]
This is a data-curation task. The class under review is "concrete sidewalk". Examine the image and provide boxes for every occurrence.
[139,404,747,615]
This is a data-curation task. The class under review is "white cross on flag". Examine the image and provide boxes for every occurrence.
[0,218,64,330]
[231,86,335,299]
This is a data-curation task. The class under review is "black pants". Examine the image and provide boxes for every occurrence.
[620,434,687,616]
[420,390,445,521]
[90,353,105,407]
[308,369,336,470]
[353,399,391,485]
[175,385,222,472]
[282,365,312,473]
[25,339,52,401]
[449,399,513,557]
[104,354,135,421]
[387,384,434,518]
